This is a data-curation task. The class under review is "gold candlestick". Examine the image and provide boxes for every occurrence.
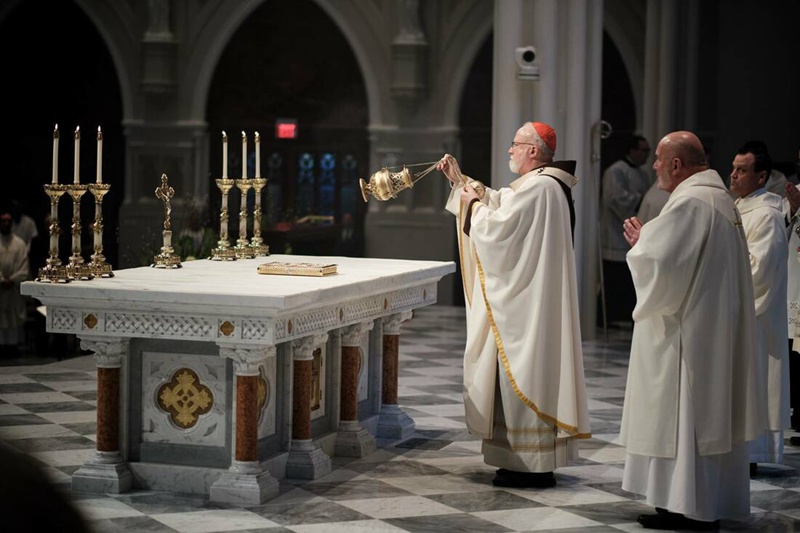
[152,174,182,268]
[249,177,269,256]
[36,183,70,283]
[211,178,237,260]
[88,183,114,277]
[234,178,254,259]
[66,183,93,280]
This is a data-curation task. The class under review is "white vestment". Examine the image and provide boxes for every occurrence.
[765,169,789,198]
[446,163,591,473]
[0,234,29,345]
[621,169,764,521]
[601,158,652,261]
[736,189,790,464]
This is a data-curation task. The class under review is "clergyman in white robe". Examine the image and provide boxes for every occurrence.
[445,161,591,476]
[736,188,789,465]
[621,167,764,522]
[0,231,29,348]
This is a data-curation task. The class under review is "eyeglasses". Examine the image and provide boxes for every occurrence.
[510,141,535,149]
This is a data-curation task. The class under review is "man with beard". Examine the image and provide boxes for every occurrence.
[436,121,590,489]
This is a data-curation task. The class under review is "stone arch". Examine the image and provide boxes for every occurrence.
[435,2,494,128]
[73,0,140,119]
[604,1,646,129]
[182,0,387,125]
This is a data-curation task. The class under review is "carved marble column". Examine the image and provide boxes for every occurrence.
[335,321,376,457]
[286,333,332,479]
[377,311,415,439]
[72,337,132,494]
[210,344,279,504]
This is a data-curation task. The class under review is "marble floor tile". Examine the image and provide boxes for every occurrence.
[0,305,795,533]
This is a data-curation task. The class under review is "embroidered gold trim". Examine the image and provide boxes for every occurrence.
[474,253,587,438]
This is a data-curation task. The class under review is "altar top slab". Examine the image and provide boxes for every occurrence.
[22,255,455,313]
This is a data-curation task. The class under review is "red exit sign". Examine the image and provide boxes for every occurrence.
[275,119,297,139]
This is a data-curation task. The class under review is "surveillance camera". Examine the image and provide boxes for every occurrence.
[515,46,539,81]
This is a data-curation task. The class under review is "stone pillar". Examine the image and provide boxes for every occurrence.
[377,311,415,440]
[335,321,377,457]
[286,333,332,479]
[491,0,603,338]
[210,344,279,504]
[72,337,132,494]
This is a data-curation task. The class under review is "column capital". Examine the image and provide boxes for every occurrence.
[80,337,129,368]
[218,344,275,376]
[291,333,329,361]
[341,321,374,347]
[382,311,413,335]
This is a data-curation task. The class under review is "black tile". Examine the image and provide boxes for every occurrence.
[386,513,514,532]
[395,438,451,450]
[21,402,96,413]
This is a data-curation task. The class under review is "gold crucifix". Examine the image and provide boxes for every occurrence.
[155,173,175,230]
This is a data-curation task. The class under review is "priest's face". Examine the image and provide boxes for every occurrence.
[729,153,764,198]
[653,143,679,192]
[508,134,531,174]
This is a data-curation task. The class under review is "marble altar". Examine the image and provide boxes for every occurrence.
[21,255,455,504]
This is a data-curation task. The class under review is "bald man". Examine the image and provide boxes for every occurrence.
[619,131,764,530]
[437,121,590,489]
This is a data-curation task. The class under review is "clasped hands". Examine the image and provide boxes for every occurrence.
[437,154,479,205]
[623,216,643,247]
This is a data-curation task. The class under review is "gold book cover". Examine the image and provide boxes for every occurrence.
[257,261,338,277]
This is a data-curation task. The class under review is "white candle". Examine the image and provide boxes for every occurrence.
[96,126,103,183]
[222,131,228,178]
[73,126,80,184]
[52,124,59,184]
[255,131,261,178]
[241,131,247,179]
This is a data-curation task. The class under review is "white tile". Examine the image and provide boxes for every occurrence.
[0,375,36,383]
[42,380,98,392]
[290,520,408,532]
[408,416,465,429]
[337,495,461,518]
[0,403,31,415]
[579,445,628,464]
[151,509,279,532]
[408,403,465,417]
[511,483,628,507]
[0,391,83,404]
[73,497,144,520]
[29,447,96,467]
[0,424,82,440]
[34,410,97,424]
[474,506,603,531]
[381,473,487,495]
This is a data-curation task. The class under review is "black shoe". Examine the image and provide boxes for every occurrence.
[637,510,720,530]
[492,470,556,488]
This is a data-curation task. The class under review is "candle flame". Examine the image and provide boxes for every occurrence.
[255,131,260,141]
[54,125,59,138]
[75,126,80,139]
[222,131,227,141]
[97,126,102,140]
[242,131,246,138]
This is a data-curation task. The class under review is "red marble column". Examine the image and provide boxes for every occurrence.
[377,311,415,440]
[292,358,312,440]
[382,335,399,406]
[340,345,360,422]
[235,374,259,462]
[96,367,120,452]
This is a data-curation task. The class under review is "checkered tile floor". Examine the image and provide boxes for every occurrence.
[1,305,799,532]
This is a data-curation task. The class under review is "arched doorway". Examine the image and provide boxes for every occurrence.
[206,0,369,256]
[600,31,637,174]
[0,1,124,270]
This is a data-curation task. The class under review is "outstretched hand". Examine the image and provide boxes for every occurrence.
[437,154,463,186]
[623,216,643,247]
